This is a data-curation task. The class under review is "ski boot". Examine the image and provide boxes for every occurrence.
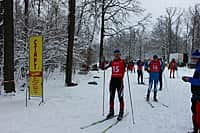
[154,94,158,102]
[146,92,150,101]
[106,111,114,119]
[117,111,124,121]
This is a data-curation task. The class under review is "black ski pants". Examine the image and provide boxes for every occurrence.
[137,70,143,83]
[109,78,124,113]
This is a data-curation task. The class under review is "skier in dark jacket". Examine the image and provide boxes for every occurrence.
[182,55,200,133]
[137,60,144,84]
[104,49,126,121]
[144,59,150,72]
[159,58,165,90]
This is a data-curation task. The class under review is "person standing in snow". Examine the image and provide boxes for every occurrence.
[137,59,144,84]
[182,53,200,133]
[159,58,165,90]
[168,58,177,78]
[103,49,126,121]
[146,55,161,102]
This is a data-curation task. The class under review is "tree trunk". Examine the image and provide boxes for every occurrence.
[76,0,86,36]
[65,0,76,86]
[185,22,189,53]
[191,5,200,53]
[24,0,29,49]
[38,0,41,17]
[167,18,172,61]
[4,0,15,93]
[192,15,196,52]
[0,1,3,77]
[99,0,105,65]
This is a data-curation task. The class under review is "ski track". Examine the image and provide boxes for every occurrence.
[0,68,194,133]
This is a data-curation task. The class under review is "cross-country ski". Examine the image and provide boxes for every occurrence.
[101,112,129,133]
[147,101,155,108]
[80,114,118,129]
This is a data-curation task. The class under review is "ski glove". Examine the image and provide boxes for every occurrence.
[182,76,189,82]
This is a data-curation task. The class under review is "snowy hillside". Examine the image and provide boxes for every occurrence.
[0,67,195,133]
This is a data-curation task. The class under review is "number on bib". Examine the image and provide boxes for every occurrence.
[112,66,120,73]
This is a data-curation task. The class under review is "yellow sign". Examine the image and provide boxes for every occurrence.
[29,36,43,97]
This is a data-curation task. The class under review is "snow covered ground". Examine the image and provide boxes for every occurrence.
[0,67,196,133]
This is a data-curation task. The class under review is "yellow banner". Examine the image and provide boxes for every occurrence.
[30,77,42,97]
[29,36,43,97]
[29,36,43,72]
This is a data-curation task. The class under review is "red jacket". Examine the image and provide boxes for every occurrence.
[169,61,177,70]
[149,60,161,72]
[111,59,126,78]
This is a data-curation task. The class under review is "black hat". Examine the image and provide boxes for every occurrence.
[191,49,200,59]
[153,55,158,59]
[114,49,120,53]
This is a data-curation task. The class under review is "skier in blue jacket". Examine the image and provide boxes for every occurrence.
[182,50,200,133]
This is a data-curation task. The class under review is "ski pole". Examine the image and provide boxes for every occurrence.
[126,70,135,124]
[102,69,105,116]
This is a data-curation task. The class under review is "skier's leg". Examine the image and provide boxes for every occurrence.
[109,87,116,112]
[191,97,198,133]
[153,79,158,101]
[137,70,140,84]
[107,79,116,118]
[117,80,124,120]
[141,71,144,84]
[117,87,124,113]
[147,76,153,101]
[170,69,172,78]
[173,69,175,78]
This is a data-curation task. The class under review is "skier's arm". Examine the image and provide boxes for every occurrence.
[188,77,200,86]
[168,63,171,69]
[104,62,111,70]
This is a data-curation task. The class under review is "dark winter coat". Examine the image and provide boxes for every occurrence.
[160,59,165,72]
[137,60,144,71]
[189,61,200,96]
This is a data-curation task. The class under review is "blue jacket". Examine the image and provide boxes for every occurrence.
[144,61,149,71]
[188,62,200,86]
[160,59,165,72]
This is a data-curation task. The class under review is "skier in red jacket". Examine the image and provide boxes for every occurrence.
[104,49,126,121]
[169,58,177,78]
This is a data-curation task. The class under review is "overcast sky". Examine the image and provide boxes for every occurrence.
[140,0,200,18]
